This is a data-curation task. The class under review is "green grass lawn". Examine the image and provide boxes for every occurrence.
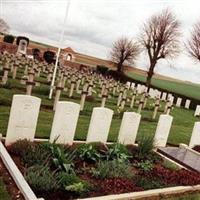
[127,72,200,100]
[0,178,11,200]
[163,193,200,200]
[0,67,198,146]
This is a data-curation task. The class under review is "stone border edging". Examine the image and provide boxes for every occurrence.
[156,151,186,169]
[79,185,200,200]
[179,143,200,156]
[0,140,44,200]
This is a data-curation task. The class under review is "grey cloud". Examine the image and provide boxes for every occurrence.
[2,0,200,83]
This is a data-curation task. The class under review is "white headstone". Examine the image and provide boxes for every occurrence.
[176,97,182,107]
[189,122,200,148]
[154,114,173,147]
[169,95,174,104]
[86,107,113,143]
[118,112,141,145]
[161,92,167,101]
[149,88,156,98]
[5,95,41,146]
[137,84,143,94]
[194,105,200,117]
[131,83,135,90]
[50,101,80,145]
[185,99,191,109]
[157,91,161,98]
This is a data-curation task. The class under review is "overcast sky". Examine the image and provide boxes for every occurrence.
[1,0,200,83]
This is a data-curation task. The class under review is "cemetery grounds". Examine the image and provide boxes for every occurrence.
[1,54,200,199]
[0,67,199,145]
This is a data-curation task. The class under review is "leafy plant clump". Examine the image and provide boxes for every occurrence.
[25,165,60,192]
[77,143,101,163]
[137,135,155,159]
[58,172,90,194]
[49,144,76,174]
[135,160,153,172]
[101,143,131,162]
[91,160,133,179]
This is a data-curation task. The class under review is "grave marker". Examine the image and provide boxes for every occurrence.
[189,122,200,148]
[5,95,41,145]
[154,114,173,147]
[86,107,113,143]
[118,112,141,145]
[176,97,182,107]
[194,105,200,117]
[50,101,80,145]
[185,99,191,109]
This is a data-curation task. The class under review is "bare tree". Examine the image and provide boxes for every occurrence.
[140,9,181,91]
[187,22,200,61]
[0,18,9,34]
[110,37,140,73]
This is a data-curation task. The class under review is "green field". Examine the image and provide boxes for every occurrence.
[0,178,11,200]
[164,193,200,200]
[0,67,198,146]
[127,72,200,100]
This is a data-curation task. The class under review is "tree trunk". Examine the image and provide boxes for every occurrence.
[146,74,153,92]
[117,62,123,73]
[146,61,156,92]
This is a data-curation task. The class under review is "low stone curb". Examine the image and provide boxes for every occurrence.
[180,143,200,156]
[79,185,200,200]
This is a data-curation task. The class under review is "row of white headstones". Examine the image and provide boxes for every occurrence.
[4,94,200,148]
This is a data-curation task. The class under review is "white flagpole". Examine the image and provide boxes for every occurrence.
[0,0,2,19]
[49,0,71,99]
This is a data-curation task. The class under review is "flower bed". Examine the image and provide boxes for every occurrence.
[4,137,200,200]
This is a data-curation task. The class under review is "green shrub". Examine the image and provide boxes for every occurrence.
[3,34,15,43]
[25,165,60,192]
[10,140,50,167]
[58,172,90,194]
[65,182,90,194]
[146,151,163,163]
[91,160,133,179]
[9,139,33,156]
[101,143,131,162]
[43,50,55,64]
[58,172,80,188]
[135,176,165,190]
[135,160,153,172]
[50,145,76,173]
[96,65,108,74]
[137,135,155,159]
[77,144,101,163]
